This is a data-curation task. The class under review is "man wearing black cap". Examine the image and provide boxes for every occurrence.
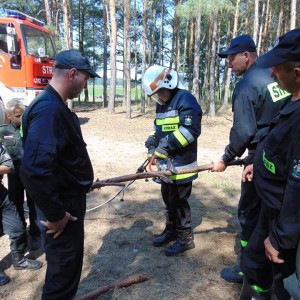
[240,28,300,300]
[20,49,100,299]
[212,34,289,284]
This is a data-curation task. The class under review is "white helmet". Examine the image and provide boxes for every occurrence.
[143,65,185,102]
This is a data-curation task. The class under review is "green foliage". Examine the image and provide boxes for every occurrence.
[176,0,234,18]
[0,0,43,17]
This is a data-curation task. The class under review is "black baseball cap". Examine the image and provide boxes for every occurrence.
[256,28,300,68]
[218,34,257,58]
[54,49,100,78]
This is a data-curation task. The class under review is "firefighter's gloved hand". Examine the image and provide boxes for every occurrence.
[145,136,157,149]
[154,146,168,160]
[154,146,168,171]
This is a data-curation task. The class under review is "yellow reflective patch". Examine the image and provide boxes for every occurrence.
[170,172,196,180]
[154,150,167,159]
[162,124,178,132]
[173,130,188,147]
[267,82,290,102]
[156,116,180,125]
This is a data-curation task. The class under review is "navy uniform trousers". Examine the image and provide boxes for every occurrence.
[7,163,40,237]
[238,154,262,245]
[161,181,192,230]
[0,195,27,253]
[242,203,296,300]
[35,194,86,300]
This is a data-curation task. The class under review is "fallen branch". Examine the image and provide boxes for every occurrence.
[91,182,126,188]
[75,273,150,300]
[90,158,245,191]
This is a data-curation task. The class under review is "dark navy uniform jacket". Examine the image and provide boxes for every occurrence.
[20,85,94,222]
[223,62,289,164]
[254,98,300,251]
[152,89,202,183]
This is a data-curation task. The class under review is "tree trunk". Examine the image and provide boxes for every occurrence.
[277,0,284,37]
[150,0,157,65]
[182,20,188,75]
[68,0,73,48]
[261,0,270,54]
[134,0,138,105]
[216,17,221,102]
[173,0,180,71]
[78,0,85,52]
[44,0,52,26]
[84,88,88,102]
[257,2,265,56]
[148,1,153,66]
[140,0,148,113]
[209,16,217,117]
[52,0,60,39]
[159,0,164,65]
[123,6,127,108]
[91,18,96,103]
[222,0,239,109]
[103,1,108,108]
[108,0,117,114]
[192,15,201,100]
[63,0,70,49]
[124,0,131,119]
[244,0,249,33]
[188,17,194,91]
[290,0,296,29]
[221,18,230,105]
[253,0,259,44]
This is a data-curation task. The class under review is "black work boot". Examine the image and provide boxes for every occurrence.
[0,270,10,286]
[11,252,43,270]
[220,263,244,284]
[153,222,176,247]
[164,228,195,256]
[239,278,272,300]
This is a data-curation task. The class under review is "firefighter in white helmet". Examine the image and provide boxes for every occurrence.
[143,65,202,256]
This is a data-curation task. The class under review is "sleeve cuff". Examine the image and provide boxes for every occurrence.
[269,233,280,251]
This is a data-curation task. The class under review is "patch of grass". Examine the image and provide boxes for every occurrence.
[86,85,142,98]
[226,208,238,216]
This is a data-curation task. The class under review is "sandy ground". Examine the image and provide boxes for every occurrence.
[0,103,247,300]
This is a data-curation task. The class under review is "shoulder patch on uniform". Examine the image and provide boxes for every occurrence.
[184,115,193,126]
[292,159,300,179]
[267,82,290,102]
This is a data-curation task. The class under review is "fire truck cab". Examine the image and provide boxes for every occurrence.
[0,9,56,115]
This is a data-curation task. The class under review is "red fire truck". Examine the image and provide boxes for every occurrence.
[0,9,56,117]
